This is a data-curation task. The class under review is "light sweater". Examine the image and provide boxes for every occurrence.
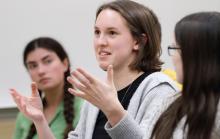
[68,72,178,139]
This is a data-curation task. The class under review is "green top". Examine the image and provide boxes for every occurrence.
[13,97,83,139]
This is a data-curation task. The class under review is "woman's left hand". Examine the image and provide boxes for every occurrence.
[67,65,126,125]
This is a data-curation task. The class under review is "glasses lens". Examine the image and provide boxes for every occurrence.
[168,46,180,56]
[169,49,175,56]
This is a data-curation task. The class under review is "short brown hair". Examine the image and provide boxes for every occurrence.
[96,0,163,72]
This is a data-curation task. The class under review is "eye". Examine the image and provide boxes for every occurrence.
[44,59,52,65]
[27,63,38,70]
[108,30,117,36]
[94,29,100,36]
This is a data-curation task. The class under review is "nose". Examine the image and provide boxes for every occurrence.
[96,34,108,46]
[37,64,46,76]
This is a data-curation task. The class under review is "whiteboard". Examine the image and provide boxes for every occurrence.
[1,0,220,108]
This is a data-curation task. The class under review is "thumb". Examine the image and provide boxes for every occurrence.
[107,65,114,86]
[31,82,39,97]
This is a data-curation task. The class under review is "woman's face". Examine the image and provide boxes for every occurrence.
[25,48,68,91]
[94,9,139,71]
[171,42,183,84]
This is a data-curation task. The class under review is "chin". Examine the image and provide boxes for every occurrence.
[99,63,109,71]
[38,83,54,91]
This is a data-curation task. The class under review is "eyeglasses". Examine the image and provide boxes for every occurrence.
[167,45,181,56]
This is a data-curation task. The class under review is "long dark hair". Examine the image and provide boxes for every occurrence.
[96,0,162,72]
[23,37,75,139]
[151,12,220,139]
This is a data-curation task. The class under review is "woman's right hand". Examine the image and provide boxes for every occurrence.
[11,82,56,139]
[10,82,44,123]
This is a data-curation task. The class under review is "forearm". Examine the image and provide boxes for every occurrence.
[34,117,55,139]
[105,114,144,139]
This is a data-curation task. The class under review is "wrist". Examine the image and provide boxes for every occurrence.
[33,114,47,125]
[104,102,127,127]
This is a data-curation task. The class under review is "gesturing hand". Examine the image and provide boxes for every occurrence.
[10,82,44,122]
[67,65,125,118]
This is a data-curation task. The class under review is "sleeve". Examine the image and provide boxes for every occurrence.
[13,112,24,139]
[105,113,144,139]
[73,97,84,128]
[104,83,177,139]
[68,101,87,139]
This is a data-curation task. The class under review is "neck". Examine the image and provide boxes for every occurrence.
[43,83,64,107]
[113,67,143,91]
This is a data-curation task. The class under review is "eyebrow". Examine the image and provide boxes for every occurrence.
[26,55,51,65]
[94,26,118,31]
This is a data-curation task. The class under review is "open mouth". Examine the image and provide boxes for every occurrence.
[99,51,111,57]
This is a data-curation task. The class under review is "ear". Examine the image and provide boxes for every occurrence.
[133,38,139,50]
[133,33,147,51]
[62,58,69,72]
[133,42,139,51]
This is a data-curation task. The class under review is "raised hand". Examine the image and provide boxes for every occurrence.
[67,65,126,126]
[10,82,44,122]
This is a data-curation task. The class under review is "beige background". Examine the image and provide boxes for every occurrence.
[0,108,18,139]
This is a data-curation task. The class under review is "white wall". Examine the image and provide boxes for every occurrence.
[0,0,219,108]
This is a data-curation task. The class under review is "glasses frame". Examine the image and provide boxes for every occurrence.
[167,45,181,56]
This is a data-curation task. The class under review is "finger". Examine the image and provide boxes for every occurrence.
[20,98,29,115]
[31,82,40,97]
[107,65,114,86]
[10,89,30,115]
[68,88,94,103]
[10,89,18,100]
[10,90,24,112]
[67,76,87,92]
[71,70,91,87]
[67,76,99,101]
[68,88,87,99]
[10,89,33,109]
[10,89,23,98]
[10,92,21,107]
[10,89,26,106]
[77,68,96,84]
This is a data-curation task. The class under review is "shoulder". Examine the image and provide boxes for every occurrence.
[125,72,179,138]
[128,72,179,116]
[145,72,178,87]
[138,72,179,95]
[138,72,179,105]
